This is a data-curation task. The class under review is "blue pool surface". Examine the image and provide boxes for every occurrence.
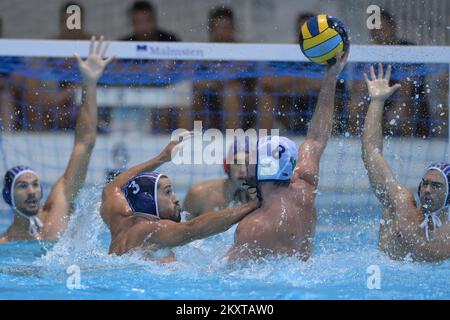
[0,187,449,300]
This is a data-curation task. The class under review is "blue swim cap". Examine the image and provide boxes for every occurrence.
[419,162,450,207]
[122,172,165,218]
[2,165,41,207]
[256,136,298,182]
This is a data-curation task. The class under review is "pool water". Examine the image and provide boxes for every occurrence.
[0,186,449,300]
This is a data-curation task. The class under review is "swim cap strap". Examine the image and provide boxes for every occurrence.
[419,212,443,241]
[10,169,39,209]
[15,209,44,237]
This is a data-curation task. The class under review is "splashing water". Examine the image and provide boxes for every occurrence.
[0,186,449,299]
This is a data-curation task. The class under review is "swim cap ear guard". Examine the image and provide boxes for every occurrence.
[2,165,42,207]
[224,139,253,177]
[223,159,230,176]
[2,166,44,237]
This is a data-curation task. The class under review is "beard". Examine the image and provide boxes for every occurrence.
[16,206,39,217]
[170,213,181,223]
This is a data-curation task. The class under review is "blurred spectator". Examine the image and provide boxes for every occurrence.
[121,1,179,42]
[369,10,412,46]
[0,16,10,131]
[208,6,235,43]
[348,9,430,137]
[426,69,449,137]
[2,2,91,131]
[256,13,347,134]
[119,1,182,134]
[185,6,254,131]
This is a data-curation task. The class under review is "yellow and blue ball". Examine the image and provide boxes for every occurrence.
[299,14,349,65]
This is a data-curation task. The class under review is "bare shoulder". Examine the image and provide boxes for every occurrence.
[184,179,225,217]
[388,183,416,209]
[235,208,267,238]
[110,216,159,254]
[0,236,8,244]
[132,217,184,248]
[101,186,132,229]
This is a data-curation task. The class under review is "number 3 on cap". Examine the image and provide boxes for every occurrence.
[129,180,140,194]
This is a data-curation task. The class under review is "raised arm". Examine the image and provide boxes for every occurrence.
[137,198,260,249]
[291,52,348,187]
[103,132,191,196]
[361,63,406,207]
[183,186,204,219]
[43,36,114,232]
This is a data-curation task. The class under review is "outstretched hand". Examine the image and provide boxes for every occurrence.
[75,35,115,85]
[364,63,401,102]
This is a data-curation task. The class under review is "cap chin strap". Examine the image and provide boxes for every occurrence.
[419,167,450,241]
[419,206,449,241]
[14,208,43,237]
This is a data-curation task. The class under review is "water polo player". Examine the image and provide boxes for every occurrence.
[1,36,114,243]
[361,63,450,262]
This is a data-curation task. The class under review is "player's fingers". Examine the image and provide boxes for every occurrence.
[385,64,392,82]
[378,63,383,79]
[89,35,95,55]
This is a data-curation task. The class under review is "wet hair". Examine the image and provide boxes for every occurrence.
[208,6,234,25]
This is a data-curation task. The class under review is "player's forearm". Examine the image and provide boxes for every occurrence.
[74,84,98,148]
[362,99,385,156]
[306,73,337,146]
[186,199,259,241]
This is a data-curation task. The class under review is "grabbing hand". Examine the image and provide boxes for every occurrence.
[364,63,401,102]
[75,35,115,85]
[242,183,258,201]
[326,50,349,78]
